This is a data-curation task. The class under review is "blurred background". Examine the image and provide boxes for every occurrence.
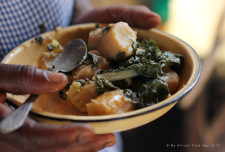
[90,0,225,152]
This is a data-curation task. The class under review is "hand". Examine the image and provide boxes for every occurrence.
[0,63,116,152]
[0,63,68,95]
[74,4,161,29]
[0,104,116,152]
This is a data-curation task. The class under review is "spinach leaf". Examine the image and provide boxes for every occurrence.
[132,41,138,55]
[102,26,110,35]
[127,62,159,77]
[161,51,184,71]
[88,52,100,69]
[74,78,90,86]
[34,35,45,45]
[95,75,119,95]
[116,52,126,60]
[162,51,183,65]
[95,23,101,29]
[136,78,169,108]
[124,89,139,104]
[140,39,183,69]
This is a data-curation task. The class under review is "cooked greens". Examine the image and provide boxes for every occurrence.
[88,52,101,70]
[34,35,45,44]
[95,75,119,95]
[135,78,169,108]
[94,39,183,108]
[116,52,126,60]
[132,41,138,54]
[67,38,183,109]
[101,39,183,78]
[102,26,110,35]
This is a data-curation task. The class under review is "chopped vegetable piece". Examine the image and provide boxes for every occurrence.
[35,35,45,44]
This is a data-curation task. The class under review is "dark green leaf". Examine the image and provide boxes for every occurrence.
[149,39,157,46]
[95,23,101,29]
[95,75,119,95]
[59,90,67,100]
[132,41,138,55]
[136,78,169,108]
[74,79,90,86]
[102,26,110,35]
[116,52,126,60]
[128,62,159,77]
[34,35,45,45]
[162,51,183,67]
[124,89,139,104]
[88,52,100,69]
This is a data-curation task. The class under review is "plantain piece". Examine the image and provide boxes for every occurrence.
[86,90,135,115]
[88,22,137,60]
[160,67,180,93]
[66,81,97,112]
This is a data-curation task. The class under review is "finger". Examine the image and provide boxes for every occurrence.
[0,63,68,94]
[75,5,161,29]
[0,103,13,119]
[0,91,6,104]
[1,123,95,152]
[0,142,22,152]
[57,133,116,152]
[124,5,161,29]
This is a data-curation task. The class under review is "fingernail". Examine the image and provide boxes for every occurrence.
[44,71,67,83]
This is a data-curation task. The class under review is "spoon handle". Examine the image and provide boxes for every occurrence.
[0,95,38,134]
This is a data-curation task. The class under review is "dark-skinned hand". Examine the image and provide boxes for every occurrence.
[74,4,161,29]
[0,63,116,152]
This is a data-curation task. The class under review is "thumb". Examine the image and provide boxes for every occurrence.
[0,63,68,95]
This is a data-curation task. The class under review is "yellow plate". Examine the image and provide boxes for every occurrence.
[2,23,201,134]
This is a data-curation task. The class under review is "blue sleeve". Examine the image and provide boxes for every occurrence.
[0,0,75,61]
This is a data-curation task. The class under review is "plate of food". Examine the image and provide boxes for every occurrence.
[2,22,201,134]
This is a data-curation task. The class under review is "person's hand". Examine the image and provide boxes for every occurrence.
[73,4,161,29]
[0,63,68,95]
[0,104,116,152]
[0,63,116,152]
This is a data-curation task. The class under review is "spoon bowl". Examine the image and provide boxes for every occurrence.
[51,39,87,73]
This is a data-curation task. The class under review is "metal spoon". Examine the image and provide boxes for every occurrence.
[0,39,87,134]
